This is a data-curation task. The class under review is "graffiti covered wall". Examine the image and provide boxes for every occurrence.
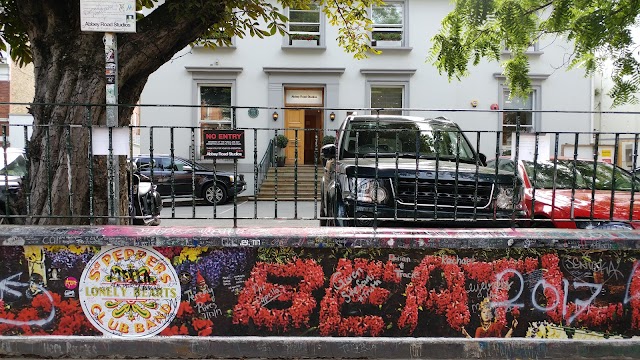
[1,226,640,340]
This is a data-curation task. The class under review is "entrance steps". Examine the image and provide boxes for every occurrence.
[257,165,323,201]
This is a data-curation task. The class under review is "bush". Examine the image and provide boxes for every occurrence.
[275,134,289,148]
[322,135,336,145]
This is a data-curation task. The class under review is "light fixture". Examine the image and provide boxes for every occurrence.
[272,111,279,121]
[329,112,336,121]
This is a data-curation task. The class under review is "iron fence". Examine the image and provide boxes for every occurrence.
[0,102,639,229]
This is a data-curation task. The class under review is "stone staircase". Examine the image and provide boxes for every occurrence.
[257,165,323,201]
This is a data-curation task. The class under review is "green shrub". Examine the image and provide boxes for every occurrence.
[275,134,289,148]
[322,135,336,145]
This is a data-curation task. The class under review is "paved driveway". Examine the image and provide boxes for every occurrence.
[159,199,322,227]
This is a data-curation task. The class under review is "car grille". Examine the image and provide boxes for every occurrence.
[395,179,493,209]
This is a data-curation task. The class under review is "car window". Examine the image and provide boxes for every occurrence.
[340,119,475,160]
[498,160,515,173]
[173,159,188,171]
[520,160,640,190]
[0,152,27,177]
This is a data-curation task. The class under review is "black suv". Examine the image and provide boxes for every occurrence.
[320,115,524,227]
[132,155,246,205]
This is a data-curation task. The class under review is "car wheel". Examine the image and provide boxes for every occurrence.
[204,183,228,205]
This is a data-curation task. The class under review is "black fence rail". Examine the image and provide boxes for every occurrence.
[0,102,639,229]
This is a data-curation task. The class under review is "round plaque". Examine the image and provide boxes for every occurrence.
[248,108,259,118]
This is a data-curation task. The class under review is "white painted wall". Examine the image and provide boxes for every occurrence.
[140,0,593,194]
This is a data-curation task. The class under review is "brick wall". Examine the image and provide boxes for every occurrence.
[0,80,8,119]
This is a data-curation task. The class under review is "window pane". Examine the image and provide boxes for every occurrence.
[372,3,403,25]
[290,24,320,33]
[503,90,532,110]
[371,87,403,115]
[503,112,532,126]
[200,86,231,121]
[290,11,320,23]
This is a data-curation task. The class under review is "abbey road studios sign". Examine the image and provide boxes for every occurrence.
[80,0,136,33]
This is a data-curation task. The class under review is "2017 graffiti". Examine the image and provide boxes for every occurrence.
[2,246,640,338]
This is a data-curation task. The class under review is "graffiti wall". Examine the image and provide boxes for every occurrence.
[2,241,640,339]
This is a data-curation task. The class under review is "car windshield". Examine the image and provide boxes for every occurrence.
[523,160,640,191]
[340,119,475,161]
[0,151,27,177]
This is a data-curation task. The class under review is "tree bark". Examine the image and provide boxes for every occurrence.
[16,0,226,224]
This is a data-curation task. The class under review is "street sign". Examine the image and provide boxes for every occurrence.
[80,0,136,33]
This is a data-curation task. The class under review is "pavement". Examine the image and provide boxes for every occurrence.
[2,336,640,359]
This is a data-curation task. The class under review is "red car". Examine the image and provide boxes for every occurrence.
[487,158,640,229]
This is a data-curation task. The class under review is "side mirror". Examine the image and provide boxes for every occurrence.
[183,165,193,172]
[321,144,336,160]
[478,153,487,166]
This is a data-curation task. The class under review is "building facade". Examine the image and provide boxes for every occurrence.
[139,0,594,195]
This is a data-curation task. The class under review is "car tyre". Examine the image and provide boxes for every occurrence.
[204,182,228,205]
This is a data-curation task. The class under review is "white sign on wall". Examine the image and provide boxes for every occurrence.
[80,0,136,33]
[512,133,551,162]
[285,89,323,106]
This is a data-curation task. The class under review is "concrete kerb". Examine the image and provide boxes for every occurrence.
[1,336,640,359]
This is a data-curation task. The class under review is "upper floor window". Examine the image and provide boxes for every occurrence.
[503,42,541,54]
[371,1,406,47]
[288,2,322,47]
[193,27,236,48]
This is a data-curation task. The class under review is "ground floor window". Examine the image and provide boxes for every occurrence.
[501,89,535,148]
[370,85,404,115]
[199,85,232,155]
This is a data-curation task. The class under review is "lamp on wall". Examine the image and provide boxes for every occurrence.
[329,112,336,121]
[272,111,279,121]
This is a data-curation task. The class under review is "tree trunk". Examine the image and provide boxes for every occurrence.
[16,0,227,225]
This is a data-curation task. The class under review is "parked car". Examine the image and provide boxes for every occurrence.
[132,154,246,205]
[487,157,640,229]
[0,148,27,224]
[320,114,524,227]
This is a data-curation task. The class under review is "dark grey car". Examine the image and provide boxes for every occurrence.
[132,154,246,205]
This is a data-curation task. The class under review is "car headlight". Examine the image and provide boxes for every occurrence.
[348,178,388,204]
[228,175,234,183]
[496,185,522,210]
[575,221,634,230]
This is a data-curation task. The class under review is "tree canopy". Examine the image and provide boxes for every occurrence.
[0,0,383,225]
[431,0,640,106]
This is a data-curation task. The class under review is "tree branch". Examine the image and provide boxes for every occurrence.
[118,0,226,90]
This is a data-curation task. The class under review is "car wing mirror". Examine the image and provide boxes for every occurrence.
[183,165,193,172]
[321,144,336,160]
[478,153,487,166]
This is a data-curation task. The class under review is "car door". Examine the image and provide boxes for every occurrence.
[171,158,198,196]
[145,157,172,196]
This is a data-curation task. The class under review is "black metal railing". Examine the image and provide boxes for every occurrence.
[0,102,639,229]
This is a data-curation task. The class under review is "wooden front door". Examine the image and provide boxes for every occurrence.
[284,109,305,165]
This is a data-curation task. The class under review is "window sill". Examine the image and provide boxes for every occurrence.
[282,44,327,50]
[501,50,543,56]
[372,46,413,52]
[192,43,237,50]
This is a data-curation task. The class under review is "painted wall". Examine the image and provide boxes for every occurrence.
[139,0,593,194]
[1,227,640,340]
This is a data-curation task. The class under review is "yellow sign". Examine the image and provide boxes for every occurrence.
[601,149,612,157]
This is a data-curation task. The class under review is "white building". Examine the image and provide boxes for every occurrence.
[140,0,594,195]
